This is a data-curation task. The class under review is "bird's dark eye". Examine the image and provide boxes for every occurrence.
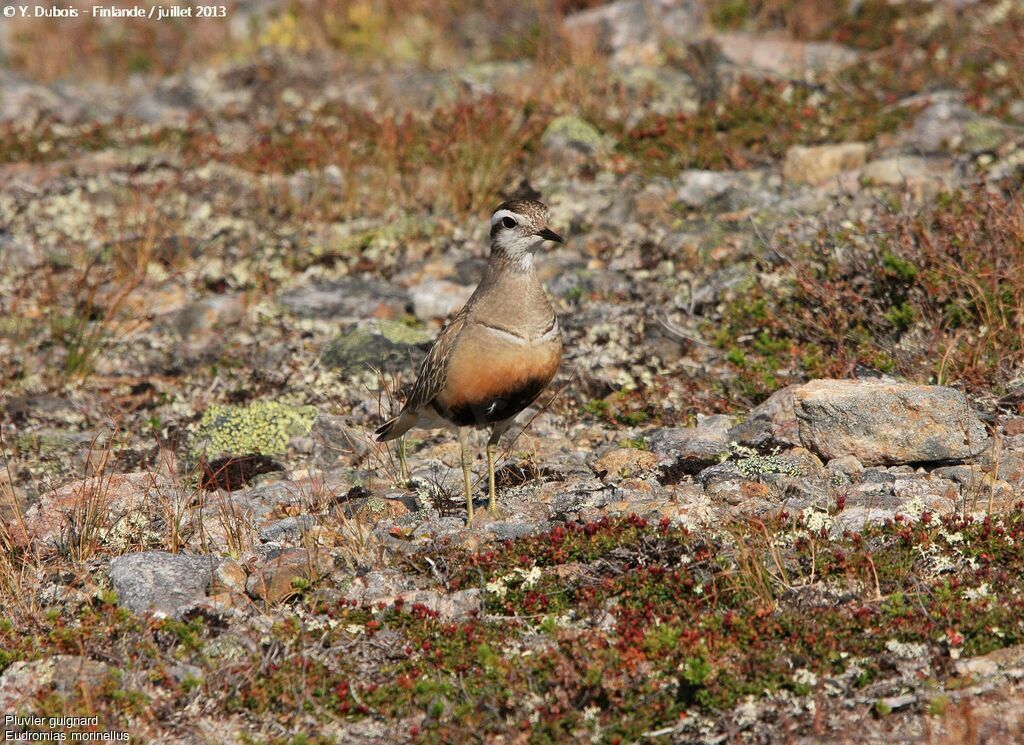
[501,216,517,229]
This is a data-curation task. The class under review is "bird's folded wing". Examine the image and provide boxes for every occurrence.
[404,313,468,412]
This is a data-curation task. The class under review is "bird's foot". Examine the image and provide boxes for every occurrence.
[464,500,505,524]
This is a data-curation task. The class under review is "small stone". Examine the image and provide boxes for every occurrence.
[861,156,935,186]
[323,164,344,186]
[410,279,474,320]
[1003,417,1024,437]
[288,170,315,202]
[173,294,246,341]
[191,400,318,459]
[309,414,372,466]
[878,693,917,712]
[615,66,700,117]
[109,551,214,618]
[903,97,1014,154]
[211,557,248,594]
[595,448,659,479]
[706,479,771,505]
[23,472,162,549]
[955,644,1024,679]
[997,452,1024,489]
[832,507,897,534]
[827,455,864,480]
[649,416,733,477]
[258,515,316,544]
[343,496,412,524]
[962,118,1011,153]
[783,142,868,185]
[675,170,737,208]
[245,548,330,603]
[931,465,985,490]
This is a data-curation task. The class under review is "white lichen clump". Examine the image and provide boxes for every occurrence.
[730,444,805,478]
[485,567,543,599]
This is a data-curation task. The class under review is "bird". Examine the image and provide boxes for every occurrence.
[374,199,563,521]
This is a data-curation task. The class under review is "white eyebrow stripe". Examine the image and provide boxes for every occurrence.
[490,209,522,226]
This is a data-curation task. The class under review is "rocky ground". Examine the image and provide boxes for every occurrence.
[2,0,1024,742]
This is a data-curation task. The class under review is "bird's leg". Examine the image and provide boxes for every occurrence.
[397,436,409,483]
[485,425,507,513]
[458,428,474,522]
[486,441,497,512]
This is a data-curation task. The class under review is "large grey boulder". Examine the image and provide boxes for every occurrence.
[109,551,214,618]
[793,379,987,466]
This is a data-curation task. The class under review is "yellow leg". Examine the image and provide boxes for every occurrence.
[458,428,474,522]
[397,437,409,483]
[486,442,497,512]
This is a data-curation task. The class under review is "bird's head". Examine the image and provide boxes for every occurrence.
[488,199,562,268]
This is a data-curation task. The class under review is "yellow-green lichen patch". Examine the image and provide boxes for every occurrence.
[192,401,318,458]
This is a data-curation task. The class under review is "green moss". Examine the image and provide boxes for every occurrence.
[709,0,754,30]
[881,252,918,280]
[192,401,317,457]
[884,302,915,331]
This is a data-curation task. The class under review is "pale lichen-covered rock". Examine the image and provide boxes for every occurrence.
[675,170,739,209]
[192,400,318,458]
[861,155,939,186]
[369,588,481,620]
[716,33,858,76]
[615,66,700,117]
[562,0,705,66]
[793,379,988,466]
[783,142,868,185]
[22,471,167,549]
[541,115,608,159]
[0,655,115,712]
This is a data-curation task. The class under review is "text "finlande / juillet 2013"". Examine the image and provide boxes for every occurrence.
[7,5,227,19]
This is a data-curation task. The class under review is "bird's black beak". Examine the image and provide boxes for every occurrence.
[535,227,563,243]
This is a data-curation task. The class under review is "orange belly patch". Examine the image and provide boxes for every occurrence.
[437,340,561,414]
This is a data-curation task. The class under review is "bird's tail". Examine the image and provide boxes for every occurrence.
[374,410,417,442]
